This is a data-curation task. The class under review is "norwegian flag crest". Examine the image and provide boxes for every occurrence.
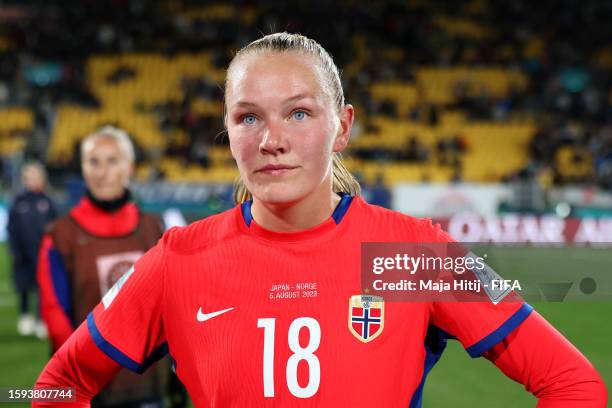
[348,295,384,343]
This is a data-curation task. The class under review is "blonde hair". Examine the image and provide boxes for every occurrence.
[81,125,135,164]
[226,32,361,204]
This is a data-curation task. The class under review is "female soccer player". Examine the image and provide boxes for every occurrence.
[34,33,607,407]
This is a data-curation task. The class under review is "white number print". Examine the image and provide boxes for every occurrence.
[257,317,321,399]
[286,317,321,398]
[257,318,276,397]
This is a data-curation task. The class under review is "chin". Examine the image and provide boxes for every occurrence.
[92,191,123,201]
[251,183,306,205]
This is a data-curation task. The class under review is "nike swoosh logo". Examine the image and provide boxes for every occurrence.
[196,307,234,322]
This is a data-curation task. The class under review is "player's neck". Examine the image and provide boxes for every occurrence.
[251,186,340,232]
[86,188,131,213]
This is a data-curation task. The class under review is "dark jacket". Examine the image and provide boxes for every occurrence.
[7,190,57,291]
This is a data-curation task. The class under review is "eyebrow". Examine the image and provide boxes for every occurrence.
[231,93,316,110]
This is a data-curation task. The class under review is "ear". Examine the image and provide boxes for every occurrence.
[333,104,354,153]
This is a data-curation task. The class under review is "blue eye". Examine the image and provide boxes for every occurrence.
[292,111,307,120]
[243,114,257,125]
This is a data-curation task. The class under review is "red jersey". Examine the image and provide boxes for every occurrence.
[87,195,539,407]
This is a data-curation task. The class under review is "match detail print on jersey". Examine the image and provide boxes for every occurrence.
[348,295,385,343]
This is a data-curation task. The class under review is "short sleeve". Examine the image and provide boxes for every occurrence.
[424,218,534,357]
[87,239,168,373]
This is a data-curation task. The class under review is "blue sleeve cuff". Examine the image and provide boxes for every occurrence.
[465,303,534,358]
[86,312,168,374]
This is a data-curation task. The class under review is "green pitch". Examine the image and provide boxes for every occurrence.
[0,243,49,407]
[0,244,609,407]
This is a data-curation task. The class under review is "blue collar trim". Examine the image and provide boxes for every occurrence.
[241,193,354,227]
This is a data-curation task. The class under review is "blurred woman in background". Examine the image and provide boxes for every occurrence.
[37,126,183,408]
[8,161,57,339]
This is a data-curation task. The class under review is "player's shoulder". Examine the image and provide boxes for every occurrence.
[11,190,30,205]
[45,212,74,234]
[139,210,163,229]
[161,206,240,253]
[12,191,26,200]
[354,196,449,241]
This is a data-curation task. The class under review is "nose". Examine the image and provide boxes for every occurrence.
[259,120,287,155]
[92,164,108,180]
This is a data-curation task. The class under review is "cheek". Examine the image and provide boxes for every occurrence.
[82,166,96,181]
[299,123,335,165]
[113,166,129,185]
[229,131,259,166]
[301,139,328,165]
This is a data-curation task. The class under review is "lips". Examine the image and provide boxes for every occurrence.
[256,164,298,175]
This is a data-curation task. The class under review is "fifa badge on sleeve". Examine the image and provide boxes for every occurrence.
[348,295,384,343]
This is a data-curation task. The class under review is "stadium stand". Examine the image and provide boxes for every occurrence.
[0,0,610,189]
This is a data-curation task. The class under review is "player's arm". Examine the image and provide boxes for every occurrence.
[427,221,607,405]
[37,234,74,350]
[33,321,121,407]
[484,311,608,407]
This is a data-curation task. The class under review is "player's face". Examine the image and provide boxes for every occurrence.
[81,137,133,201]
[22,166,45,192]
[225,52,353,204]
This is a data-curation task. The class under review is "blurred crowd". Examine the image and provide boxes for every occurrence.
[0,0,610,189]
